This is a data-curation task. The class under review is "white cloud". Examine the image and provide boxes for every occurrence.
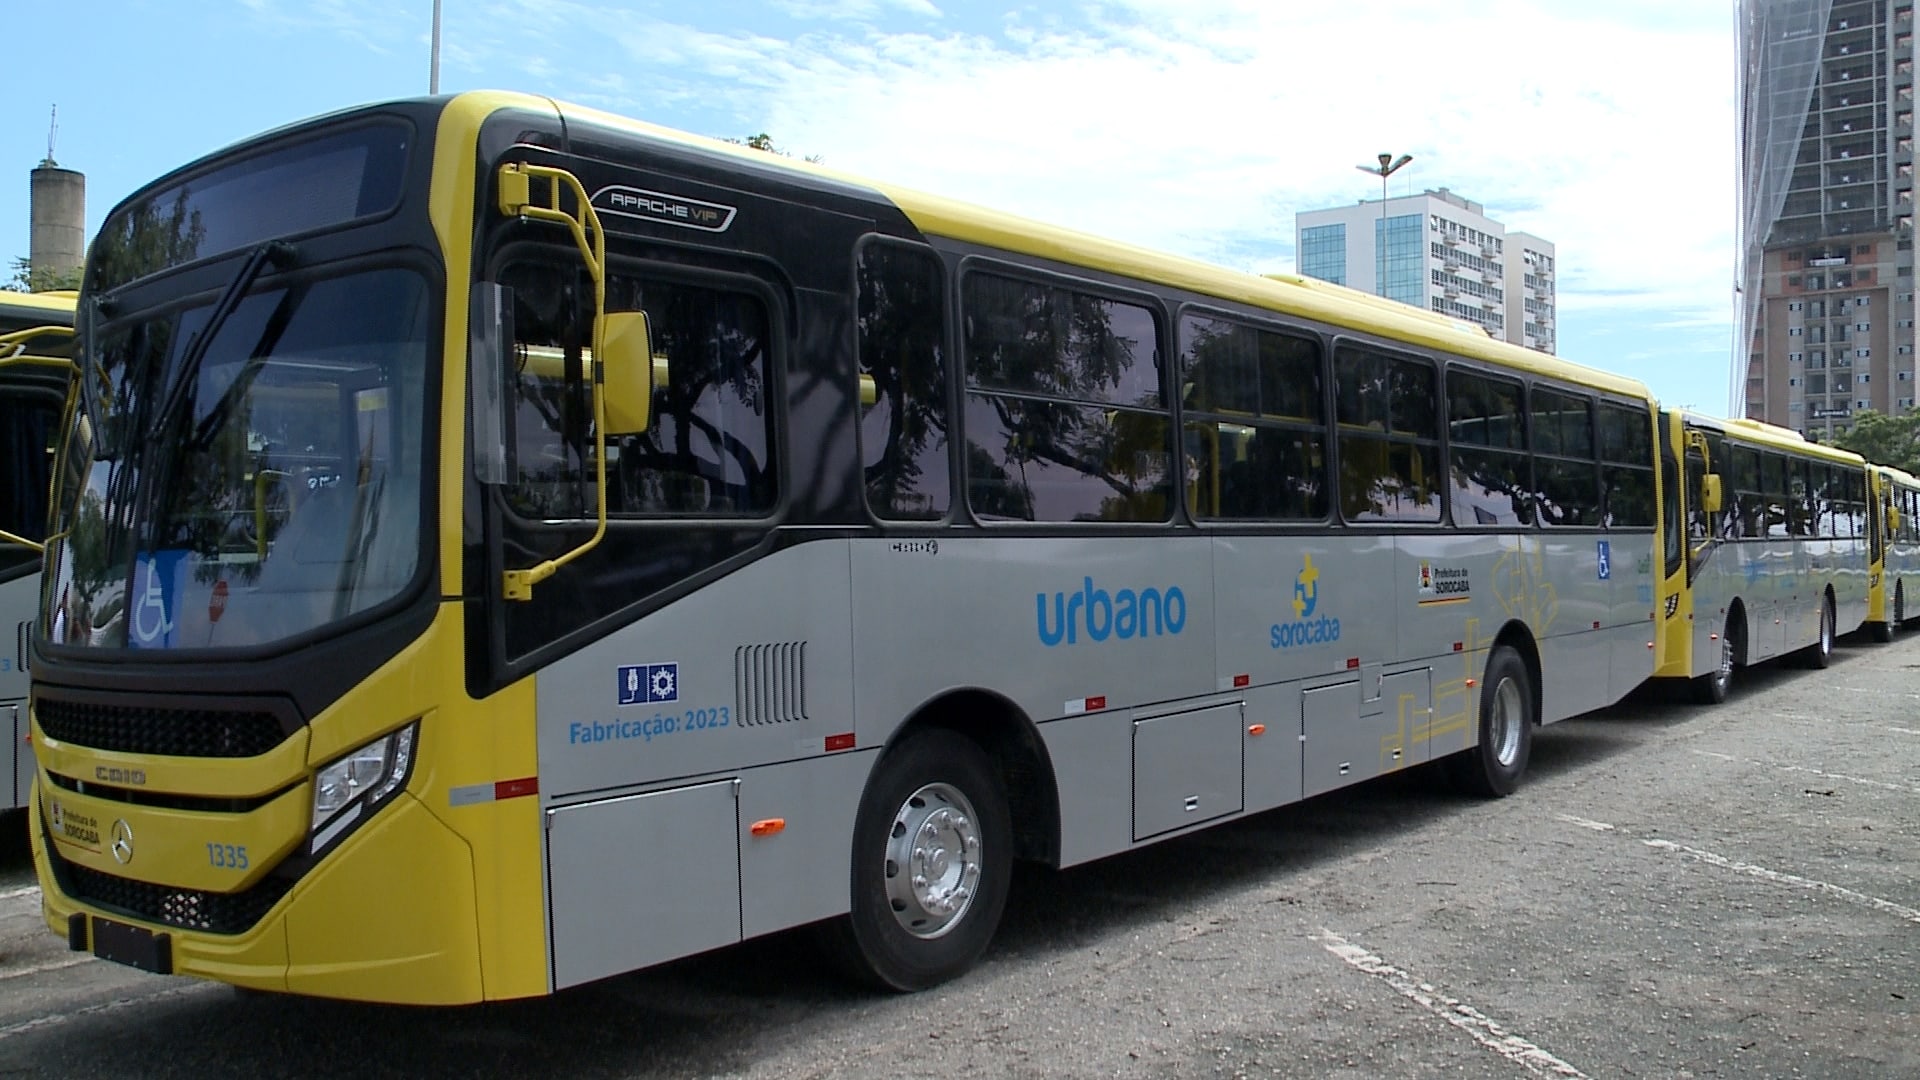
[228,0,1738,402]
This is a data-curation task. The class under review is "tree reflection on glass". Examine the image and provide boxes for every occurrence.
[858,244,948,519]
[962,274,1169,523]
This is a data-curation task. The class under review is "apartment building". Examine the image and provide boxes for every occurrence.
[1740,0,1917,436]
[1296,188,1557,353]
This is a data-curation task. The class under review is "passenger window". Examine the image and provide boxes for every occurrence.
[1335,345,1440,523]
[1598,403,1654,528]
[498,261,778,519]
[1533,388,1599,527]
[858,242,949,521]
[962,272,1170,522]
[1446,368,1530,526]
[1180,314,1327,521]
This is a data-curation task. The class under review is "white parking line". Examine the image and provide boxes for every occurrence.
[1313,929,1588,1078]
[1643,839,1920,925]
[1689,750,1920,795]
[1554,816,1920,926]
[0,885,40,903]
[0,983,214,1043]
[1890,727,1920,736]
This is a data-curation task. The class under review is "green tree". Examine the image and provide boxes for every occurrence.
[724,133,824,164]
[1832,408,1920,474]
[7,257,82,292]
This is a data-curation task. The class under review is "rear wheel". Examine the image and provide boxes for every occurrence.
[821,729,1012,992]
[1802,596,1835,668]
[1444,645,1533,798]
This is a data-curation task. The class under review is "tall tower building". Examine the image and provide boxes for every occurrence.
[1739,0,1917,438]
[1296,188,1557,353]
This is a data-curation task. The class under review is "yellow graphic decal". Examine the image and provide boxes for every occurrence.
[1492,537,1559,634]
[1293,553,1320,619]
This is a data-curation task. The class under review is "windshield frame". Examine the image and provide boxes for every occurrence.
[42,248,446,661]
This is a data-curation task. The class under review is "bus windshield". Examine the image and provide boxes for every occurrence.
[42,266,431,651]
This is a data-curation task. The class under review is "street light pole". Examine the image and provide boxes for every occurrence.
[1356,152,1412,298]
[430,0,442,94]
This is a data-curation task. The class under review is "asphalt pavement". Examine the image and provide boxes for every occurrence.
[1,632,1915,1078]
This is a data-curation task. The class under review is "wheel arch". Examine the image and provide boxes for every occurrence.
[878,688,1061,868]
[1489,619,1542,725]
[1725,597,1750,665]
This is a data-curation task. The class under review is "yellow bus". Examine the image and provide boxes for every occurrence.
[1653,411,1871,702]
[32,92,1664,1002]
[1,289,74,813]
[1868,462,1920,638]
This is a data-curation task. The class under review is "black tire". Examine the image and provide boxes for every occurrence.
[1444,645,1533,798]
[820,729,1012,992]
[1802,597,1836,668]
[1692,616,1736,705]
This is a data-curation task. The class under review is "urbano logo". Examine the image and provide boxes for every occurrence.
[1273,553,1340,649]
[1037,577,1187,646]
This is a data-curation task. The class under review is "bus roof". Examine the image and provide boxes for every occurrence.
[462,92,1655,404]
[0,289,77,332]
[1676,410,1868,466]
[1874,462,1920,488]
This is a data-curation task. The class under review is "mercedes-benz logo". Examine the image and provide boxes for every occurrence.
[110,819,134,865]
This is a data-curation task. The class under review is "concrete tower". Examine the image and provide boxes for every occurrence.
[29,159,85,287]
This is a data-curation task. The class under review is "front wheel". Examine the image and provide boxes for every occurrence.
[1692,619,1735,705]
[821,729,1012,992]
[1444,645,1533,798]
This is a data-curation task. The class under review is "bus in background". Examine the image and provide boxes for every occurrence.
[1653,411,1869,703]
[30,92,1662,1003]
[1868,463,1920,640]
[0,289,75,812]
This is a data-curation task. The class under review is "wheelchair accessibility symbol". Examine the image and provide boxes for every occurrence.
[130,555,178,647]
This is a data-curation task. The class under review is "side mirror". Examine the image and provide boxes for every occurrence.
[1890,506,1903,534]
[1699,474,1724,515]
[469,283,514,485]
[597,311,665,435]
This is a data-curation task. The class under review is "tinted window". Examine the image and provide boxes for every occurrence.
[1599,404,1655,528]
[1335,345,1440,523]
[964,274,1161,408]
[1181,315,1327,521]
[965,396,1171,522]
[91,124,411,293]
[858,242,949,520]
[1534,388,1599,527]
[501,262,777,518]
[1446,369,1530,526]
[963,273,1169,523]
[0,383,61,578]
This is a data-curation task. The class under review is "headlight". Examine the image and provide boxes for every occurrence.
[309,723,417,854]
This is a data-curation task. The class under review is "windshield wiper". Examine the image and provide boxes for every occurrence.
[147,240,297,448]
[138,240,295,552]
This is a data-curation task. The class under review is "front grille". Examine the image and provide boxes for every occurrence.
[36,697,288,758]
[55,856,293,935]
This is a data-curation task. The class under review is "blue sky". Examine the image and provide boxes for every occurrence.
[5,0,1738,412]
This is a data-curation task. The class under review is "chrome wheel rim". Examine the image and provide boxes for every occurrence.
[884,782,982,940]
[1716,635,1733,689]
[1489,676,1525,768]
[1820,605,1833,654]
